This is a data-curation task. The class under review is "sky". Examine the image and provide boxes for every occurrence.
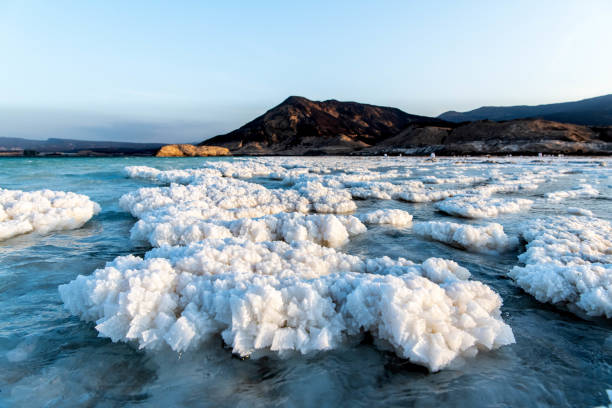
[1,0,611,143]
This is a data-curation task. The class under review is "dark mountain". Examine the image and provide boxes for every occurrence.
[438,94,612,126]
[201,96,450,154]
[0,137,163,155]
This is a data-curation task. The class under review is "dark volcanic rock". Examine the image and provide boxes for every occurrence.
[200,96,449,154]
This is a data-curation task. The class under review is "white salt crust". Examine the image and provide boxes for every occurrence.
[434,196,533,219]
[414,221,518,254]
[567,207,594,217]
[0,188,100,241]
[360,209,413,227]
[508,216,612,318]
[131,212,367,248]
[59,239,515,372]
[546,184,599,202]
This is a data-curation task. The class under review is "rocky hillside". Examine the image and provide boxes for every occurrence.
[439,94,612,126]
[369,119,612,155]
[200,96,449,155]
[200,97,612,155]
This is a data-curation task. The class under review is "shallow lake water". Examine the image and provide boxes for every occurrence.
[0,156,611,407]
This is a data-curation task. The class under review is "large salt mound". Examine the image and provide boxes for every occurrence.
[131,212,367,248]
[434,196,533,219]
[414,221,518,254]
[360,209,413,227]
[508,217,612,318]
[0,188,100,241]
[59,239,515,372]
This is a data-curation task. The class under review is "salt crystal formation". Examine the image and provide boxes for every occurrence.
[0,188,100,241]
[546,184,599,202]
[509,216,612,317]
[59,239,515,372]
[414,221,518,254]
[360,209,413,227]
[131,212,367,248]
[434,196,533,219]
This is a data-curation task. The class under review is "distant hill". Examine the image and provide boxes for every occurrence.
[201,96,450,154]
[0,137,163,155]
[438,94,612,126]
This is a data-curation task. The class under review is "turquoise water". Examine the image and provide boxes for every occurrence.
[0,157,611,407]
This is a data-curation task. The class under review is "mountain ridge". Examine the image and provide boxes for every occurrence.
[438,94,612,125]
[0,137,163,155]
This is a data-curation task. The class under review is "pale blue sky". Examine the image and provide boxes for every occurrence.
[1,0,611,142]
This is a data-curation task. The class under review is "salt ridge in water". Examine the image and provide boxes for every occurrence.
[0,188,100,241]
[508,216,612,317]
[434,196,534,219]
[414,221,518,254]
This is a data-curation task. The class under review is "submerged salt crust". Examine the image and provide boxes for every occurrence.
[509,216,612,317]
[0,188,100,241]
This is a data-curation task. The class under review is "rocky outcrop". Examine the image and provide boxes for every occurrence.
[156,144,230,157]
